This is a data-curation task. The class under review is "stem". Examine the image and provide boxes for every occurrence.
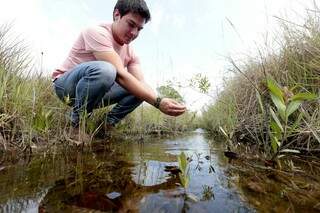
[271,116,288,161]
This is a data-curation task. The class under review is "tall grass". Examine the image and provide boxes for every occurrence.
[200,7,320,156]
[0,24,70,153]
[0,24,198,156]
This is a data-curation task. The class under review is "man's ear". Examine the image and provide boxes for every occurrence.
[113,9,120,21]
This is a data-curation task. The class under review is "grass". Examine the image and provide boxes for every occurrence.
[0,24,198,158]
[0,24,66,154]
[200,6,320,157]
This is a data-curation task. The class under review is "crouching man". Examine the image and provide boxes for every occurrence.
[52,0,186,142]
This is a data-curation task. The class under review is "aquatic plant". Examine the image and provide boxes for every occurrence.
[178,151,190,189]
[201,185,214,201]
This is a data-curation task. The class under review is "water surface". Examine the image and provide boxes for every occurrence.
[0,132,253,212]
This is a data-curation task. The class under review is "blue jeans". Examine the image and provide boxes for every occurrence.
[53,61,143,127]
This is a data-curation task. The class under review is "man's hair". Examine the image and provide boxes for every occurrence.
[114,0,151,23]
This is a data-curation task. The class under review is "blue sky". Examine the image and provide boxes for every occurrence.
[0,0,315,110]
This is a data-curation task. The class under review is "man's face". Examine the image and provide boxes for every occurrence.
[113,11,145,45]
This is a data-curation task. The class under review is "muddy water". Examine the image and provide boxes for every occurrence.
[0,131,253,212]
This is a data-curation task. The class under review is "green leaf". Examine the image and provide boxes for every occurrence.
[179,173,190,188]
[291,92,318,101]
[178,152,187,173]
[270,107,284,132]
[256,89,264,113]
[267,77,284,103]
[270,94,286,120]
[157,85,184,102]
[185,175,190,188]
[286,100,303,118]
[270,121,282,138]
[179,173,185,186]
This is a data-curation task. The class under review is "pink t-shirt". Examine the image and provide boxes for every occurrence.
[52,23,140,79]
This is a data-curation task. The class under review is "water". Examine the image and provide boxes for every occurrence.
[0,132,254,212]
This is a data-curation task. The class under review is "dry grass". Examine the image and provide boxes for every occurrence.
[201,6,320,156]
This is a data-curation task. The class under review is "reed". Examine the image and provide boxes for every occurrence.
[200,6,320,156]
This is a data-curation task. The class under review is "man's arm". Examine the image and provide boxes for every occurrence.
[93,51,186,116]
[128,64,155,96]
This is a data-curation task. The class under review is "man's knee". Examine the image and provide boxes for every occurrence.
[95,61,117,80]
[90,61,117,88]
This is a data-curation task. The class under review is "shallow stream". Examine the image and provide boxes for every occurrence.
[0,131,254,212]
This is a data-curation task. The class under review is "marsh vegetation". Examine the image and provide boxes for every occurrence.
[0,5,320,212]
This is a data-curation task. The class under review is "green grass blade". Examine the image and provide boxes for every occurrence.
[256,89,264,113]
[270,120,282,138]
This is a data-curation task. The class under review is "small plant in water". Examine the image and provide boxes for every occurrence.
[201,185,215,201]
[178,151,190,189]
[177,152,199,202]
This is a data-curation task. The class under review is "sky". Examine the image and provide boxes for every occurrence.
[0,0,316,111]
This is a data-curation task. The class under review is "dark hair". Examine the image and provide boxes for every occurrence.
[114,0,151,23]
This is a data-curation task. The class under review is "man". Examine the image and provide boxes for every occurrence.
[52,0,186,141]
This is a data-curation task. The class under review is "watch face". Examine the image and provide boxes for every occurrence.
[154,97,162,108]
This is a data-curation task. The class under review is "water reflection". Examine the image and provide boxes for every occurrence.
[39,159,180,212]
[1,193,46,213]
[0,133,253,212]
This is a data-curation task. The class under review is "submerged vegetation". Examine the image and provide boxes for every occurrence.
[200,7,320,158]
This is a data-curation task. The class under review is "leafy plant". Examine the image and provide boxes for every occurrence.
[157,84,184,103]
[201,185,215,201]
[189,73,211,94]
[266,77,318,158]
[178,151,190,189]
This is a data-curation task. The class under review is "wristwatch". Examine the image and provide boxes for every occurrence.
[154,97,162,109]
